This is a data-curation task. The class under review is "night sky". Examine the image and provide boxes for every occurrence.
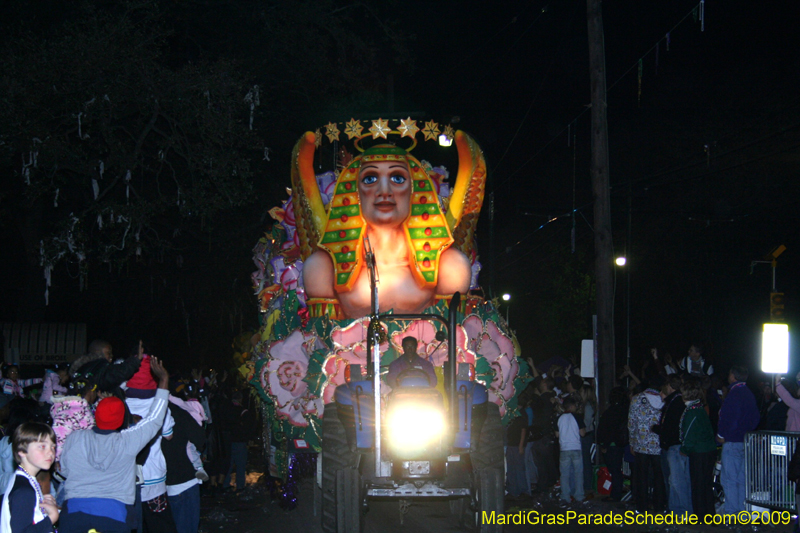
[0,0,798,377]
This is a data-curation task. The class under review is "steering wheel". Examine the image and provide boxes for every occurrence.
[395,368,433,388]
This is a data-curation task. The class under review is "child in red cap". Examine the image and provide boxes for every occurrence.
[59,357,171,533]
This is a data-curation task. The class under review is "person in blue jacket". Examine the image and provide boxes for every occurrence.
[716,365,760,514]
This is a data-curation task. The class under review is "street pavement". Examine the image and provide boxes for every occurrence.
[198,460,793,533]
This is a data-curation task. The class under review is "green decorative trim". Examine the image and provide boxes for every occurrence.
[321,227,362,244]
[412,180,433,192]
[414,250,438,262]
[410,204,439,216]
[328,205,360,219]
[334,181,358,195]
[408,226,448,239]
[334,251,357,263]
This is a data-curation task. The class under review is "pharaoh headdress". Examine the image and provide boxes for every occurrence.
[290,122,487,294]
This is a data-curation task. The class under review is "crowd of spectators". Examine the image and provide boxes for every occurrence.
[508,343,785,521]
[0,339,259,533]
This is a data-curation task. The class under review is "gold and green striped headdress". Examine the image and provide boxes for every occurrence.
[317,144,454,292]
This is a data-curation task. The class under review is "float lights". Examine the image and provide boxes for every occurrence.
[438,133,453,147]
[615,256,627,266]
[502,293,511,301]
[761,323,789,374]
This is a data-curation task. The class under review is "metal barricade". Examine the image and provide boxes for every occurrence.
[744,431,798,512]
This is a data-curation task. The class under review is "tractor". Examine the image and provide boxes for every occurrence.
[317,242,505,532]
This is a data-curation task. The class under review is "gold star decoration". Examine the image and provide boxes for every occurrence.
[442,124,455,142]
[324,122,340,143]
[397,117,420,138]
[344,118,364,140]
[369,118,391,139]
[314,129,322,147]
[422,120,440,141]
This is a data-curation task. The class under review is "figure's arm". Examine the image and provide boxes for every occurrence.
[303,250,336,298]
[435,248,471,295]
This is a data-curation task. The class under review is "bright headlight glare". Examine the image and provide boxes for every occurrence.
[387,404,445,450]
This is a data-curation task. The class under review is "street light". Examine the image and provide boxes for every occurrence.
[501,293,511,325]
[761,323,789,374]
[615,255,630,372]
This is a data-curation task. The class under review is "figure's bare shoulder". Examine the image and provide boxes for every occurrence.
[303,250,335,298]
[436,247,471,295]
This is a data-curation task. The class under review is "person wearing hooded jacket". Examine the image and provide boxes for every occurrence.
[628,383,666,513]
[58,357,170,533]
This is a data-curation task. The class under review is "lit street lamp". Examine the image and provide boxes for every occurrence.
[615,255,630,370]
[502,293,510,325]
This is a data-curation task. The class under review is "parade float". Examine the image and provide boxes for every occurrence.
[247,119,532,511]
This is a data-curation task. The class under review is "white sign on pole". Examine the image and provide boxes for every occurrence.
[771,435,787,456]
[581,339,595,378]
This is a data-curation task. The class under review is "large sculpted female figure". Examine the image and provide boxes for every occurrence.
[303,145,471,317]
[249,121,528,481]
[292,125,487,319]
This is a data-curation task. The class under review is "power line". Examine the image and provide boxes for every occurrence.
[496,137,800,267]
[495,1,705,191]
[493,2,581,173]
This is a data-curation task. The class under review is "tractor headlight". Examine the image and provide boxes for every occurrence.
[386,403,445,455]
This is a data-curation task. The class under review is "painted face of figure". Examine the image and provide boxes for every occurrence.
[358,160,411,228]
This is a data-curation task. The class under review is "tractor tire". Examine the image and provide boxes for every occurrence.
[336,468,364,533]
[472,403,505,472]
[476,467,504,533]
[321,403,354,533]
[449,497,469,529]
[313,468,322,518]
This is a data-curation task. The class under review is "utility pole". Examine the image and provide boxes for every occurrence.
[588,0,615,411]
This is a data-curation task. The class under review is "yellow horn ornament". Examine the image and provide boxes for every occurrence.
[291,132,327,259]
[446,130,487,259]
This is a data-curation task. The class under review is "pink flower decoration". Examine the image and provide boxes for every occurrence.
[322,318,389,404]
[462,314,483,352]
[389,321,475,368]
[263,329,323,426]
[477,320,519,416]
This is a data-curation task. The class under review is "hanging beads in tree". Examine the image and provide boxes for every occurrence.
[638,59,643,107]
[700,0,705,31]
